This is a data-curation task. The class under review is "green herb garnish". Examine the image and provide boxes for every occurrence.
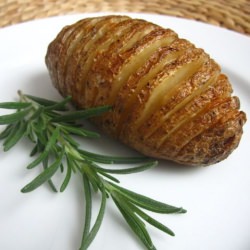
[0,91,186,250]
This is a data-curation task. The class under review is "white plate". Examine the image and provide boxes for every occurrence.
[0,13,250,250]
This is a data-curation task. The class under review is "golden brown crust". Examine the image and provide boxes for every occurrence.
[175,111,246,165]
[45,15,247,166]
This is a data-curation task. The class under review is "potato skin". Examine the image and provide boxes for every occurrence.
[45,15,247,166]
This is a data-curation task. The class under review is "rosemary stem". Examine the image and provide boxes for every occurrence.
[0,91,186,250]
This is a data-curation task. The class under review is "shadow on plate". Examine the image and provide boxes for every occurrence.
[23,70,62,100]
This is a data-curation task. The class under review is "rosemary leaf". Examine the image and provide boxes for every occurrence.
[81,174,92,245]
[65,154,77,173]
[44,96,72,111]
[79,149,149,164]
[0,108,30,125]
[24,94,59,107]
[112,194,155,250]
[27,147,49,169]
[51,106,111,122]
[45,127,60,152]
[43,157,58,193]
[80,186,107,250]
[96,169,120,183]
[128,201,175,236]
[34,130,48,148]
[29,107,44,121]
[0,102,31,109]
[60,124,100,138]
[26,127,60,169]
[29,144,39,157]
[60,157,72,192]
[21,148,64,193]
[3,120,26,151]
[0,124,14,140]
[109,182,186,214]
[94,161,158,174]
[83,165,104,192]
[62,133,80,148]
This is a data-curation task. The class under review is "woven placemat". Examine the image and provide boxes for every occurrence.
[0,0,249,34]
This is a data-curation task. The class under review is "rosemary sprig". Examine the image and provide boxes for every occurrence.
[0,91,186,250]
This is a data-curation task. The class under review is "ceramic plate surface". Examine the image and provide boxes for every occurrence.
[0,13,249,250]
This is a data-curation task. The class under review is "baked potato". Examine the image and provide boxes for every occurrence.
[45,15,246,166]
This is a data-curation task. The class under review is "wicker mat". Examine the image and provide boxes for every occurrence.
[0,0,249,34]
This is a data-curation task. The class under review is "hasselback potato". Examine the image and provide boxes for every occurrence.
[45,15,246,166]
